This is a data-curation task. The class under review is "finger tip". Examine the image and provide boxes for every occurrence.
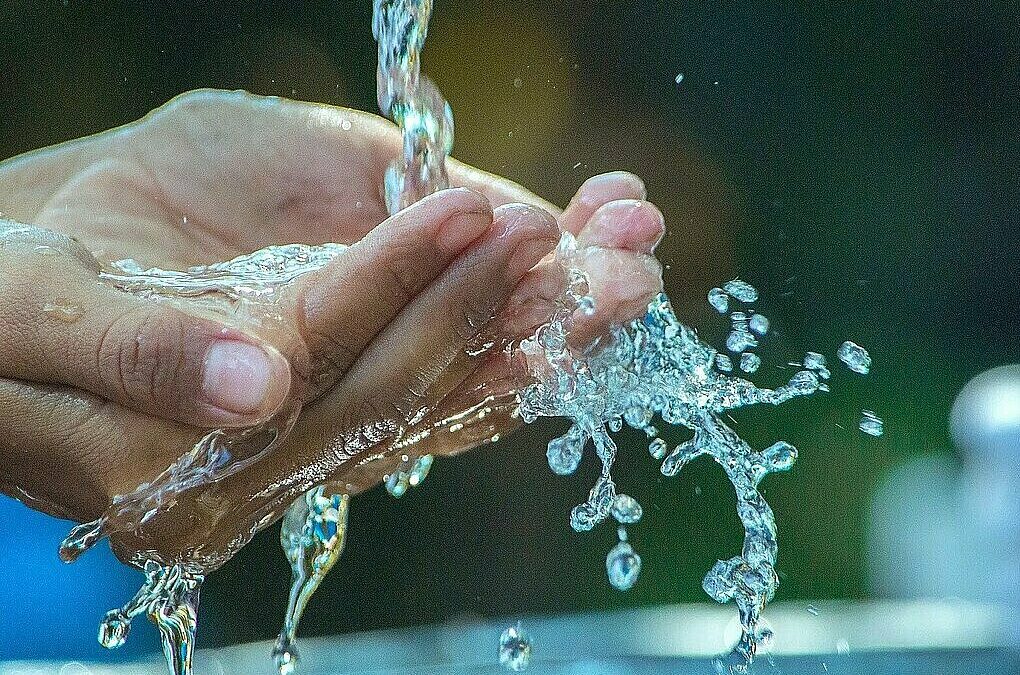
[578,171,647,205]
[582,199,665,252]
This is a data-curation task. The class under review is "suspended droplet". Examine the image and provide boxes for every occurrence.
[498,623,532,671]
[648,437,668,459]
[859,410,884,437]
[749,313,769,335]
[837,340,871,374]
[740,352,761,373]
[606,541,641,590]
[723,279,758,303]
[610,494,643,524]
[707,287,729,313]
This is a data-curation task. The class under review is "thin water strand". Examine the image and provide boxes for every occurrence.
[272,489,351,675]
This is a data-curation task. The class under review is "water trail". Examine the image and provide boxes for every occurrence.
[270,4,451,670]
[97,561,203,675]
[45,3,882,673]
[272,490,350,674]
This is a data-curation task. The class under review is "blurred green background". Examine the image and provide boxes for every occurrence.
[1,0,1018,660]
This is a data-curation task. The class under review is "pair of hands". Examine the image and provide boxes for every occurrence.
[0,90,665,567]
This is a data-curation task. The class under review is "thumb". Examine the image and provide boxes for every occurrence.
[0,221,293,428]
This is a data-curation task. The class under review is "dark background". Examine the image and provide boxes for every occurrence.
[1,0,1018,661]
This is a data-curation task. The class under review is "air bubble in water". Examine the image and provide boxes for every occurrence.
[498,623,532,671]
[837,340,871,374]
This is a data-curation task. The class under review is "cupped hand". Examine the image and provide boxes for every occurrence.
[0,90,664,567]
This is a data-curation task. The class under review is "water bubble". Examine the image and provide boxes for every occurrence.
[727,329,758,353]
[837,340,871,374]
[723,279,758,303]
[98,610,131,649]
[577,295,596,316]
[498,623,532,671]
[859,410,884,437]
[606,540,641,590]
[749,313,769,336]
[42,298,83,323]
[708,287,729,314]
[611,494,643,524]
[648,437,668,459]
[740,352,761,373]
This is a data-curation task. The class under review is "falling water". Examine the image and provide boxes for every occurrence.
[39,2,882,674]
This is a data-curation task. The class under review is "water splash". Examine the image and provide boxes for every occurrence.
[498,622,532,671]
[98,561,203,675]
[517,285,845,669]
[272,489,351,674]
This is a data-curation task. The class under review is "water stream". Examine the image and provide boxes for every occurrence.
[45,2,881,673]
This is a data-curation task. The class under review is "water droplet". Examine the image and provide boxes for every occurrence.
[715,353,733,372]
[762,441,797,472]
[806,604,820,616]
[498,623,531,671]
[512,77,523,89]
[675,72,685,84]
[577,296,596,315]
[723,279,758,303]
[740,352,761,373]
[610,494,643,524]
[648,437,668,459]
[727,329,757,353]
[42,298,83,323]
[99,610,131,648]
[859,410,884,437]
[837,340,871,374]
[606,541,641,590]
[749,313,769,335]
[33,244,61,256]
[707,287,729,313]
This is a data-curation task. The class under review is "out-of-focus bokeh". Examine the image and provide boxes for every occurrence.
[0,0,1017,663]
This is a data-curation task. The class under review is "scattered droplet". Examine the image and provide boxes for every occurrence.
[806,604,820,616]
[498,623,532,671]
[740,352,761,373]
[837,340,871,375]
[708,287,729,313]
[675,72,685,84]
[512,77,523,89]
[726,329,758,353]
[577,296,596,316]
[606,540,641,590]
[723,279,758,303]
[611,494,643,524]
[859,410,884,437]
[648,437,668,460]
[42,298,83,323]
[749,313,769,336]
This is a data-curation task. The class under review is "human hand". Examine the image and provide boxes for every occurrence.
[0,90,664,567]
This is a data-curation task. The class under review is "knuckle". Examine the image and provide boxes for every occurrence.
[97,306,188,407]
[377,245,425,307]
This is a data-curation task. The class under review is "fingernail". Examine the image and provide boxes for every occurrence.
[435,190,493,253]
[586,200,665,252]
[579,172,646,206]
[202,340,287,416]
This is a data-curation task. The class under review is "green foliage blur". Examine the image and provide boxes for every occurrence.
[1,0,1017,648]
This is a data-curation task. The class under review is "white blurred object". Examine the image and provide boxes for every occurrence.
[869,364,1020,640]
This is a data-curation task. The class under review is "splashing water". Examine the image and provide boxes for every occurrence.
[41,3,883,673]
[498,622,532,672]
[272,490,351,674]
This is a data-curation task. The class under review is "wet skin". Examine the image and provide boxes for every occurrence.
[0,90,665,568]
